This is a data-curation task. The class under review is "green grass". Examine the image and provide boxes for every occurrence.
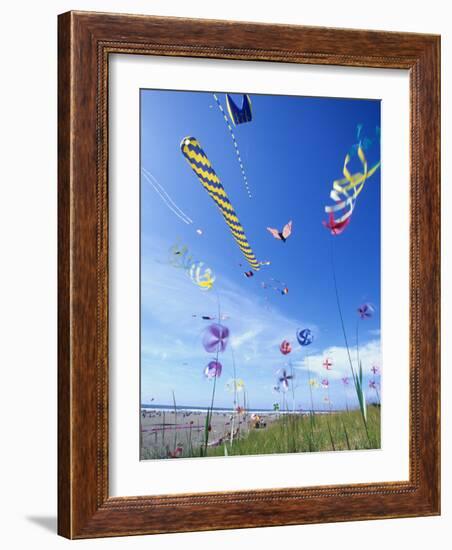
[140,406,380,460]
[205,406,380,458]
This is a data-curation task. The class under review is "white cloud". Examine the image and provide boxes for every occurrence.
[231,328,263,349]
[293,340,381,381]
[139,237,380,407]
[140,239,316,377]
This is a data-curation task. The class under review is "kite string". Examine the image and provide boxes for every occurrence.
[330,238,371,443]
[306,355,315,414]
[305,354,316,450]
[204,292,222,453]
[230,345,238,445]
[329,238,355,377]
[356,317,360,370]
[142,167,193,223]
[141,168,193,225]
[289,360,296,413]
[212,93,252,199]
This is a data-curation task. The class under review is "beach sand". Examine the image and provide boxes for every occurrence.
[140,409,280,459]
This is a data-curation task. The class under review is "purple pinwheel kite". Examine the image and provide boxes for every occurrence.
[204,360,223,379]
[202,323,230,353]
[357,303,375,320]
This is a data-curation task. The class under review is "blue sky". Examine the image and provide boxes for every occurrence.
[140,89,381,410]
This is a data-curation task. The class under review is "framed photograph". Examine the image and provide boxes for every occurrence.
[58,11,440,538]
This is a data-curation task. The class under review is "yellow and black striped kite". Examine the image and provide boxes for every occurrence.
[180,136,260,271]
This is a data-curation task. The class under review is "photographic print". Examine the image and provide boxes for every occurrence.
[140,89,381,460]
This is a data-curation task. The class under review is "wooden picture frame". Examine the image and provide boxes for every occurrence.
[58,10,440,539]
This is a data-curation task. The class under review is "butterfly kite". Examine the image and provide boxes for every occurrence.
[267,220,292,242]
